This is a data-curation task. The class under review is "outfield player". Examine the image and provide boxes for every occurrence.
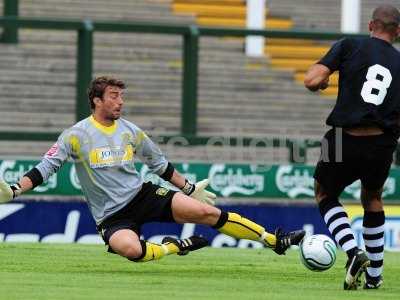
[304,5,400,290]
[0,76,304,263]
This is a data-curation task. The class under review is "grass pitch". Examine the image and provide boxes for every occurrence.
[0,243,399,300]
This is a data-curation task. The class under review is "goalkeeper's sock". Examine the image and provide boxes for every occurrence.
[212,211,276,248]
[131,240,180,263]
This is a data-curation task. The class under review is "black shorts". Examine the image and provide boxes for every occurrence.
[97,182,177,250]
[314,128,397,198]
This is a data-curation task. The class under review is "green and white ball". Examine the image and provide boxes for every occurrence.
[299,234,337,271]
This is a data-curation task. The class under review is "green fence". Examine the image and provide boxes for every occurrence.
[0,4,382,163]
[2,159,399,202]
[0,0,18,43]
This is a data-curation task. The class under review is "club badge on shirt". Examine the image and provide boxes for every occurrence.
[155,187,169,196]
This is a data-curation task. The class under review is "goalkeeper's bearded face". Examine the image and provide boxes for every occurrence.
[94,85,124,121]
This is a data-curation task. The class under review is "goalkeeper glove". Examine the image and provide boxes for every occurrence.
[0,180,22,203]
[181,179,217,205]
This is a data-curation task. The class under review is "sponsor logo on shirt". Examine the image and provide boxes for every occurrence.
[89,145,134,168]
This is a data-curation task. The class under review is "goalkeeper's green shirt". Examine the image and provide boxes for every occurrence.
[35,115,169,225]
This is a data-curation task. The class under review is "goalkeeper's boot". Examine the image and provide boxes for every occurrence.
[273,228,305,255]
[162,235,208,256]
[364,275,383,289]
[343,249,370,290]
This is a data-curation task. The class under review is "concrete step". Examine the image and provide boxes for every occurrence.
[0,141,54,158]
[128,94,332,106]
[125,106,329,119]
[0,88,332,110]
[197,128,325,141]
[0,93,332,113]
[0,65,293,81]
[0,69,292,87]
[0,112,75,126]
[0,99,74,113]
[0,59,291,80]
[128,80,318,92]
[0,46,253,66]
[0,77,311,93]
[0,73,328,93]
[19,1,193,23]
[197,115,325,127]
[18,31,247,52]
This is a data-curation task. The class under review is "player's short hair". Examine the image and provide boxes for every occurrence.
[87,76,126,110]
[372,4,400,34]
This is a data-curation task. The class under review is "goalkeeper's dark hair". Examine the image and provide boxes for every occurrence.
[87,76,126,110]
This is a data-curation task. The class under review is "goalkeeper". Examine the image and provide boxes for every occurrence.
[0,76,304,263]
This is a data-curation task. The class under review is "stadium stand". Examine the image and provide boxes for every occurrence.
[0,0,397,163]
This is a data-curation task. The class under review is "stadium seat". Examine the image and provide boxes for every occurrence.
[173,3,247,18]
[265,45,330,59]
[172,0,293,29]
[265,38,316,45]
[197,17,293,29]
[269,58,316,71]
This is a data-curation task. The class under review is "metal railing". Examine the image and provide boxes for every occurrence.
[1,0,18,43]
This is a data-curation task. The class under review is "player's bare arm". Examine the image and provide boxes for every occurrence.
[167,168,216,205]
[304,64,331,92]
[167,169,186,189]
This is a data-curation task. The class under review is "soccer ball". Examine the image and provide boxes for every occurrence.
[299,234,337,271]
